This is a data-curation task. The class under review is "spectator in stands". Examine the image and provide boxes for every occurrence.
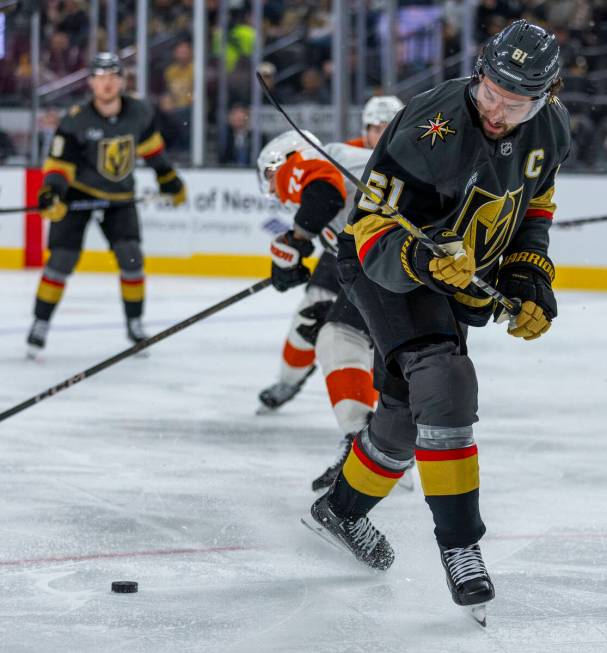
[475,0,518,41]
[150,0,181,36]
[164,39,194,109]
[213,8,256,74]
[306,1,333,66]
[156,94,190,154]
[564,56,595,96]
[257,61,287,104]
[294,67,331,104]
[218,103,257,166]
[58,0,89,49]
[40,31,84,82]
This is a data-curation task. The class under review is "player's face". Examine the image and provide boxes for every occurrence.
[364,123,388,149]
[265,168,277,195]
[474,76,533,140]
[88,71,124,103]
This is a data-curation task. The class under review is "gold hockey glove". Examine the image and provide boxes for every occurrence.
[38,186,67,222]
[407,228,475,294]
[501,300,551,340]
[494,250,557,341]
[157,170,186,206]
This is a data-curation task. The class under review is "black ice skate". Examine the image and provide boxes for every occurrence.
[439,543,495,626]
[26,319,50,358]
[311,433,355,491]
[302,493,394,570]
[127,318,148,344]
[256,365,316,414]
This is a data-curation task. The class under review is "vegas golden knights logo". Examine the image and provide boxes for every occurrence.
[97,135,135,181]
[453,185,524,272]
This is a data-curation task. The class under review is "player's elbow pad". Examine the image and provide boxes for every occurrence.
[294,181,345,236]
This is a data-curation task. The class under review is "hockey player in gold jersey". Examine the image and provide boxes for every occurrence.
[27,53,186,355]
[305,21,570,625]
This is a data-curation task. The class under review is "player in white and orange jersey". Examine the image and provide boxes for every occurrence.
[257,97,409,492]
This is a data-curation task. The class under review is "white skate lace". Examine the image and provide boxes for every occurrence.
[443,545,487,585]
[347,517,382,555]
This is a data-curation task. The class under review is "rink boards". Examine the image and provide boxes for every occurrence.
[0,167,605,290]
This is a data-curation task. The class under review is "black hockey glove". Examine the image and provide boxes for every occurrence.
[270,230,314,292]
[38,185,67,222]
[296,300,334,345]
[405,228,475,294]
[157,170,186,206]
[494,251,557,341]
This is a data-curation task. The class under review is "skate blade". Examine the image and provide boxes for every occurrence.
[468,604,487,627]
[26,345,43,360]
[255,403,277,415]
[300,517,343,552]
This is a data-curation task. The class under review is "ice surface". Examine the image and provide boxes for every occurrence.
[1,270,606,652]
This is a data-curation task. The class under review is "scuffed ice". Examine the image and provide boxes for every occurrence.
[0,270,606,652]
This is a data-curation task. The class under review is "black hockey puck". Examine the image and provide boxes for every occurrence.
[111,581,138,594]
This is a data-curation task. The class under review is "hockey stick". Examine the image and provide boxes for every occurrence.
[0,197,148,214]
[256,73,521,317]
[0,278,272,423]
[553,215,607,229]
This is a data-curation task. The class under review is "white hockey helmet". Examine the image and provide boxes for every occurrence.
[362,95,404,128]
[257,129,321,195]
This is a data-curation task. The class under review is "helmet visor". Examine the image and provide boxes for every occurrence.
[470,77,547,126]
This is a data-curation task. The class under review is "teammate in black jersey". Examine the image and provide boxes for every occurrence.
[27,53,186,355]
[306,20,570,625]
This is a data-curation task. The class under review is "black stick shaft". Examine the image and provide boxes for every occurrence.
[0,198,145,214]
[554,215,607,228]
[256,72,522,316]
[0,278,272,423]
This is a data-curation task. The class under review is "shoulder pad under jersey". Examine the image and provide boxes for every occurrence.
[386,78,469,192]
[324,142,372,171]
[58,102,88,133]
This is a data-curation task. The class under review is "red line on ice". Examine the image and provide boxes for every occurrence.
[0,545,254,568]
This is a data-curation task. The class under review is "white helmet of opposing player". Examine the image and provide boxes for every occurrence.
[257,129,321,195]
[362,95,404,128]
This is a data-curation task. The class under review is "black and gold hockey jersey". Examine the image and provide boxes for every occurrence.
[345,78,570,317]
[42,95,176,201]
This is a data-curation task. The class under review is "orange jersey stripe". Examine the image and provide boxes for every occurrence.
[274,152,347,206]
[346,137,365,148]
[325,368,376,407]
[282,340,315,368]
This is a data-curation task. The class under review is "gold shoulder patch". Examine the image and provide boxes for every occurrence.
[68,104,82,117]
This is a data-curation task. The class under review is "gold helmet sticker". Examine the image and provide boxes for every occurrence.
[416,112,456,148]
